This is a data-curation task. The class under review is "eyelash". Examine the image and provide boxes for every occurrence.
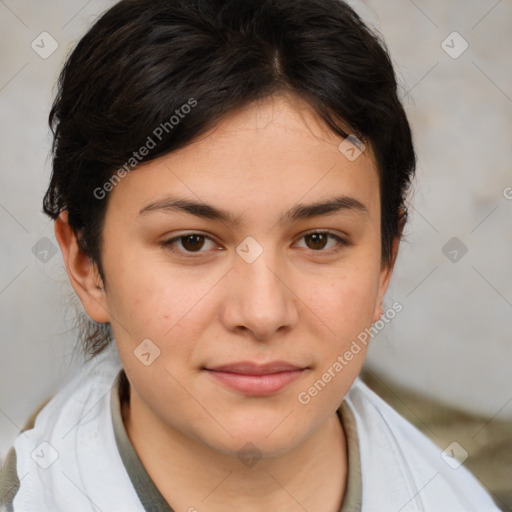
[160,230,349,258]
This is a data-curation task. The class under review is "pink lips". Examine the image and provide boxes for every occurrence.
[205,362,307,395]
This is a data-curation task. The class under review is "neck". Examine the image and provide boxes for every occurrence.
[122,387,348,512]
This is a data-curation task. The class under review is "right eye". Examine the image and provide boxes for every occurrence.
[161,232,221,257]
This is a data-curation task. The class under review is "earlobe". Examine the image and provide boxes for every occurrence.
[54,211,110,323]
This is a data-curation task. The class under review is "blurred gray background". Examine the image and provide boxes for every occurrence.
[1,0,511,502]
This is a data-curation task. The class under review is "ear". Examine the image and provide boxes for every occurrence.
[54,211,110,323]
[372,234,401,324]
[372,210,406,322]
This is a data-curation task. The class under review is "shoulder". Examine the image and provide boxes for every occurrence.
[1,344,124,511]
[343,378,502,512]
[1,397,52,511]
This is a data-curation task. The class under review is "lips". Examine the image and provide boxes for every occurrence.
[204,361,308,395]
[208,362,304,375]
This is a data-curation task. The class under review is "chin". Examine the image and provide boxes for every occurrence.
[193,408,312,460]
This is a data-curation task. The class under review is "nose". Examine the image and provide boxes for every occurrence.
[219,244,299,341]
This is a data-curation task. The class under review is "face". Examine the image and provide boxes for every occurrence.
[75,93,394,457]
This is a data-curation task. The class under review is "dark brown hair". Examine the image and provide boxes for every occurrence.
[43,0,416,356]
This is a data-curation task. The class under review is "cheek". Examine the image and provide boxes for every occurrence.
[103,251,223,349]
[293,270,378,411]
[302,260,382,340]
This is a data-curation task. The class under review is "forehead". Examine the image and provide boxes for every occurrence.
[106,94,380,224]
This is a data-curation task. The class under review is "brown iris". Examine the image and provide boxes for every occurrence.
[304,233,329,250]
[180,234,206,252]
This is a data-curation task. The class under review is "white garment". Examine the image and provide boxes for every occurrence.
[9,342,501,512]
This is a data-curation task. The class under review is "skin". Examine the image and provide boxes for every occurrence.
[55,92,399,511]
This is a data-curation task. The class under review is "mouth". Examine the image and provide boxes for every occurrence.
[203,361,309,396]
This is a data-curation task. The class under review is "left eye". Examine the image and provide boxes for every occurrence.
[294,231,345,252]
[161,231,346,256]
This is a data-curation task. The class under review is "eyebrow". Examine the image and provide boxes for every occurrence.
[138,195,369,225]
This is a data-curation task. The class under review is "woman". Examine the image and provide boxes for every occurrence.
[1,0,502,510]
